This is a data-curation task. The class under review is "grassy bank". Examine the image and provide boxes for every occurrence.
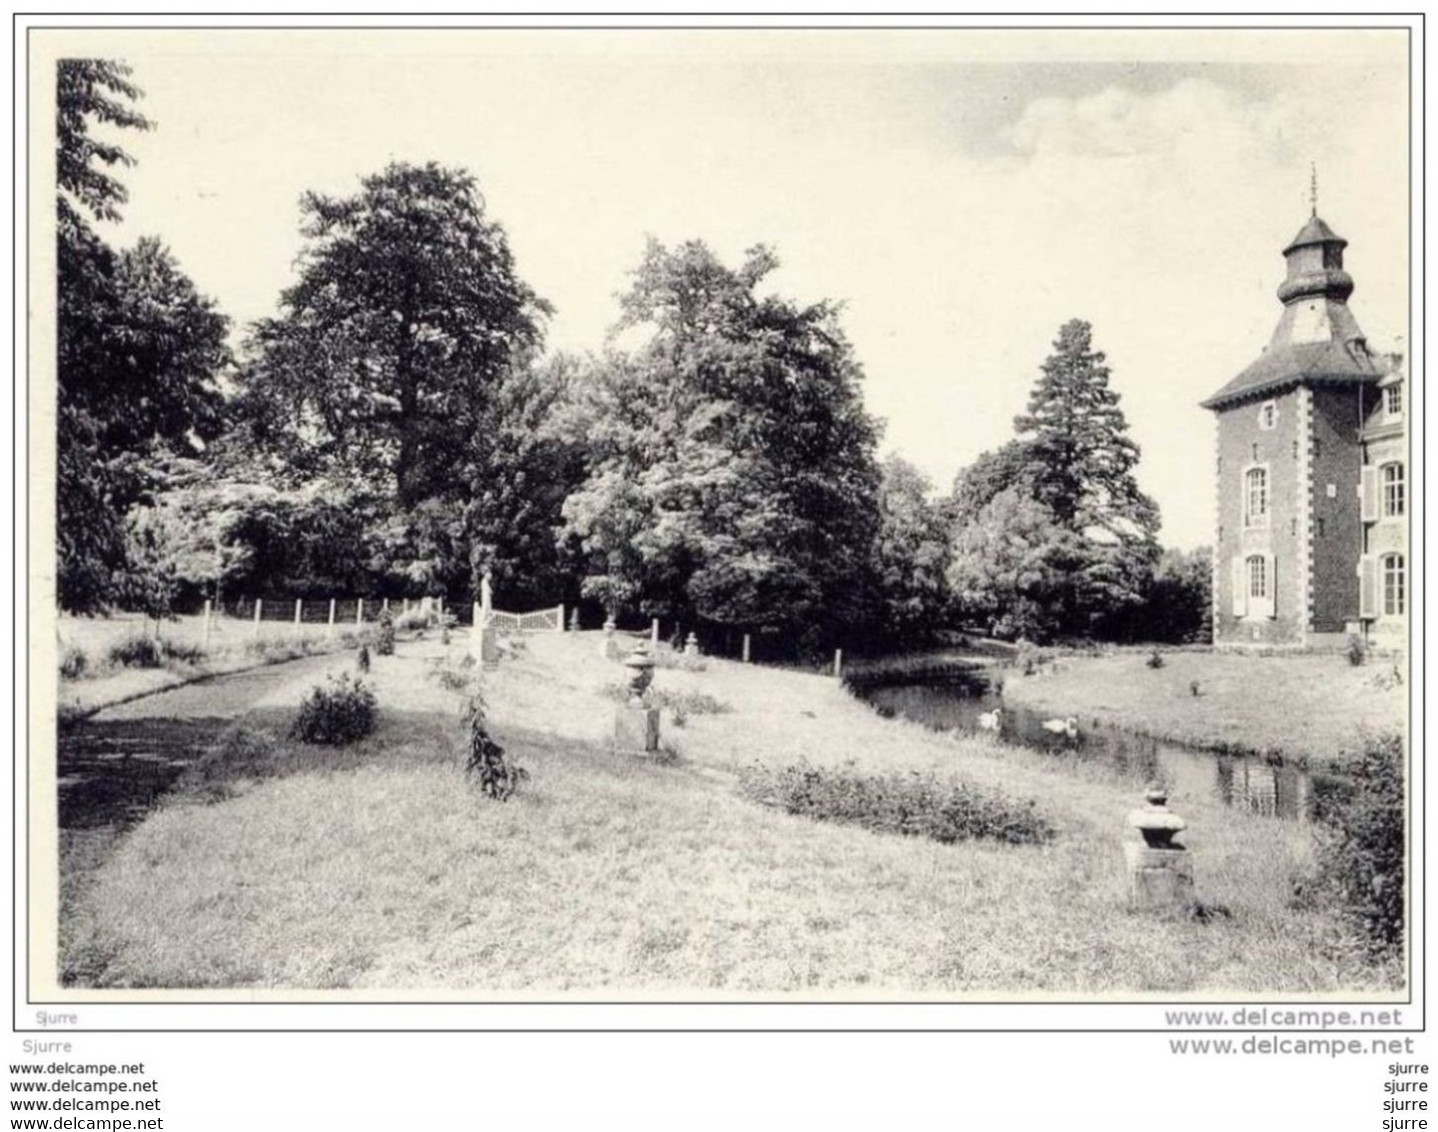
[62,633,1397,995]
[56,612,423,722]
[999,649,1405,764]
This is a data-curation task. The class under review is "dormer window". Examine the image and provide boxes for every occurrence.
[1259,401,1278,430]
[1385,383,1402,417]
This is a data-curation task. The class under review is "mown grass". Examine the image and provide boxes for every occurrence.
[999,650,1405,764]
[62,632,1399,994]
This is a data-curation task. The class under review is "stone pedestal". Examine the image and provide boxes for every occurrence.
[614,705,660,753]
[1125,785,1193,911]
[471,624,500,666]
[601,618,621,660]
[1123,842,1194,909]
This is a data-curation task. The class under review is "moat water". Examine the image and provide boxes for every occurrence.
[855,669,1344,821]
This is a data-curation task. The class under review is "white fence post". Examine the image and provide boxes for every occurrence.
[327,598,337,639]
[293,599,302,637]
[651,618,659,644]
[743,633,751,664]
[356,598,364,628]
[833,648,843,679]
[555,604,564,632]
[382,598,389,614]
[202,599,212,649]
[402,598,410,615]
[252,599,263,640]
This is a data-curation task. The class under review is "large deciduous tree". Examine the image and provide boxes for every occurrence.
[238,162,551,511]
[56,59,228,613]
[562,240,883,643]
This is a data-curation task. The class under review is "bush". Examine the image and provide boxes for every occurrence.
[1346,633,1368,667]
[463,689,526,801]
[290,674,378,745]
[356,645,370,673]
[739,761,1054,846]
[161,639,208,665]
[1146,649,1165,669]
[394,609,432,633]
[1312,732,1404,957]
[59,645,88,681]
[376,610,396,656]
[108,634,165,668]
[598,682,731,716]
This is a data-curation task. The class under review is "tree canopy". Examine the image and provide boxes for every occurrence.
[238,161,551,510]
[56,59,228,613]
[562,240,883,642]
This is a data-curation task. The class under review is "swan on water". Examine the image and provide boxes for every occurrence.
[1041,716,1078,738]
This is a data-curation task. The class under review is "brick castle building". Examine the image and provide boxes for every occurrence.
[1202,209,1406,648]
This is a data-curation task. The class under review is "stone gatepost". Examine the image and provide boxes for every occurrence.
[684,631,699,657]
[615,644,660,754]
[601,615,622,660]
[1124,786,1194,910]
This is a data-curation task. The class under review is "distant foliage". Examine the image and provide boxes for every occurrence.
[463,690,526,801]
[740,762,1054,846]
[874,454,952,640]
[1313,733,1404,957]
[946,320,1160,641]
[290,674,377,745]
[375,609,396,656]
[59,645,89,680]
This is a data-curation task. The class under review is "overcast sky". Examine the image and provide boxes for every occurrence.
[41,28,1410,549]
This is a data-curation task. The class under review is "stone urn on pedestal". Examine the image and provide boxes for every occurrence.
[614,644,660,754]
[1123,785,1194,910]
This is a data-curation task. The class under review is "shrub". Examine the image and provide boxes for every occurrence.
[356,645,371,673]
[463,689,526,801]
[161,639,208,666]
[376,610,396,656]
[59,645,88,681]
[598,682,731,716]
[739,761,1054,846]
[108,633,165,668]
[428,661,471,693]
[290,674,378,745]
[1190,680,1202,697]
[1146,649,1165,669]
[1346,633,1367,667]
[394,609,432,633]
[1312,732,1404,957]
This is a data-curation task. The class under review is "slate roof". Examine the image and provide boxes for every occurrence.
[1201,338,1382,409]
[1283,215,1347,254]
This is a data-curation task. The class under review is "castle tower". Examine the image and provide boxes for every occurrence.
[1202,209,1395,647]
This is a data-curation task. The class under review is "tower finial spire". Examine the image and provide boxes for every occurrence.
[1310,162,1318,217]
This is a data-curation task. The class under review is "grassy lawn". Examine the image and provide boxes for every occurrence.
[61,633,1398,995]
[999,649,1405,765]
[56,611,407,720]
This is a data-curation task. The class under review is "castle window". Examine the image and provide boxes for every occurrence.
[1259,401,1278,430]
[1382,462,1405,517]
[1247,555,1268,600]
[1383,554,1405,616]
[1385,384,1402,417]
[1244,466,1269,528]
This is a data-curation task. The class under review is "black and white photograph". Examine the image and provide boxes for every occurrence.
[32,22,1413,1005]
